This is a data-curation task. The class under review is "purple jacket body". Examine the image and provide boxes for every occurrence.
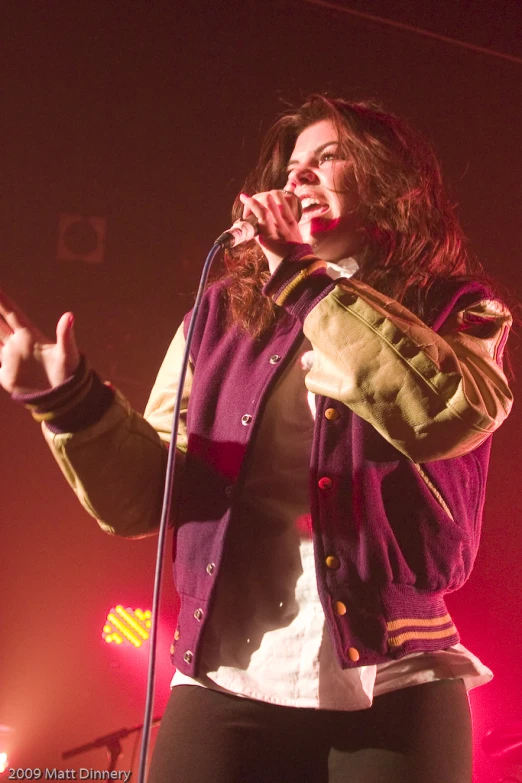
[171,276,496,677]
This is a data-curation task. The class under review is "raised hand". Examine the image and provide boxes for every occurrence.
[0,289,80,396]
[239,190,303,273]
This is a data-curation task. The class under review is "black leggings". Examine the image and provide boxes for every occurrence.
[147,679,472,783]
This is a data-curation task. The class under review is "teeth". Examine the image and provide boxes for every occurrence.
[301,197,323,210]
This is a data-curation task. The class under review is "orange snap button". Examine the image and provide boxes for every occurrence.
[324,408,340,421]
[334,601,347,616]
[325,555,340,570]
[347,647,360,662]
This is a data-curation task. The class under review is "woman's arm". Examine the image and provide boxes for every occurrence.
[0,286,191,538]
[303,277,512,462]
[41,322,191,537]
[265,257,512,462]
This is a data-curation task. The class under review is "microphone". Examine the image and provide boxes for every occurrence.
[215,214,258,249]
[215,192,302,249]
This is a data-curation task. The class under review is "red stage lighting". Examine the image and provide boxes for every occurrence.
[102,605,152,648]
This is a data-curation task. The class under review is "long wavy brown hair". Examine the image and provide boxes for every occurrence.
[221,95,492,337]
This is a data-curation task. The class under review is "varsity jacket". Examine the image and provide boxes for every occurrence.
[29,247,512,676]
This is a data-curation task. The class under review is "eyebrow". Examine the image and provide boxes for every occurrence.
[286,140,339,169]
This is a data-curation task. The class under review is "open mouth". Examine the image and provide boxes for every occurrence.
[299,197,329,221]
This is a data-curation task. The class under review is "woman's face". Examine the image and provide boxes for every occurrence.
[285,119,366,262]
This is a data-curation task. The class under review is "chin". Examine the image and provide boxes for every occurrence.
[309,238,348,263]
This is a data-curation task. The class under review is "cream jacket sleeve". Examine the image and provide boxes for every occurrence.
[303,278,513,462]
[42,323,191,538]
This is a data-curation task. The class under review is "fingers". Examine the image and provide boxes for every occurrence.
[56,312,81,376]
[238,190,304,273]
[0,288,29,329]
[0,289,19,347]
[0,317,13,343]
[239,192,271,225]
[0,287,48,343]
[280,190,302,223]
[0,294,19,341]
[56,312,74,345]
[239,190,301,236]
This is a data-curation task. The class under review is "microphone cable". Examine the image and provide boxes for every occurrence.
[136,194,300,779]
[137,237,225,783]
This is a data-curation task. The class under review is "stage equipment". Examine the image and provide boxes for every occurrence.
[102,606,151,648]
[62,717,161,773]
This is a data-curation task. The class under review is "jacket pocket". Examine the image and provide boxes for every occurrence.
[413,462,454,521]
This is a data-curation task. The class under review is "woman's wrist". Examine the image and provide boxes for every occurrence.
[262,244,334,323]
[12,355,115,433]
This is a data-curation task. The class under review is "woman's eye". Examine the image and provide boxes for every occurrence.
[319,151,339,164]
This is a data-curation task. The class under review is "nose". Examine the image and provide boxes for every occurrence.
[286,164,318,188]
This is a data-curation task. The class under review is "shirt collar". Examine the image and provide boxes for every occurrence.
[324,257,359,281]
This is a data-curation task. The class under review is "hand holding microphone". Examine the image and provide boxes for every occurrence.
[216,190,303,273]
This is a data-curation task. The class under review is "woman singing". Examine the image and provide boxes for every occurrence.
[0,96,513,782]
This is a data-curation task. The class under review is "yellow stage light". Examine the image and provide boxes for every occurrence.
[102,606,152,648]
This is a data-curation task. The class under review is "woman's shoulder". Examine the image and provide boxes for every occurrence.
[182,278,233,343]
[425,275,511,330]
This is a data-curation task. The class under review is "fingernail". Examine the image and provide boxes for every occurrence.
[69,314,75,329]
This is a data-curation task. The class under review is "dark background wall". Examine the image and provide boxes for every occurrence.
[1,1,521,779]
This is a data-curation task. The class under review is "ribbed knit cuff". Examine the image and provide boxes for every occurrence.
[12,355,115,434]
[262,244,335,323]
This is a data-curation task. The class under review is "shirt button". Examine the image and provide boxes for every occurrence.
[169,643,175,655]
[318,476,333,490]
[174,629,180,641]
[241,414,252,426]
[269,354,281,364]
[183,650,193,664]
[324,407,340,421]
[224,485,233,498]
[193,608,204,622]
[325,555,340,570]
[347,647,360,662]
[206,563,215,575]
[334,600,347,616]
